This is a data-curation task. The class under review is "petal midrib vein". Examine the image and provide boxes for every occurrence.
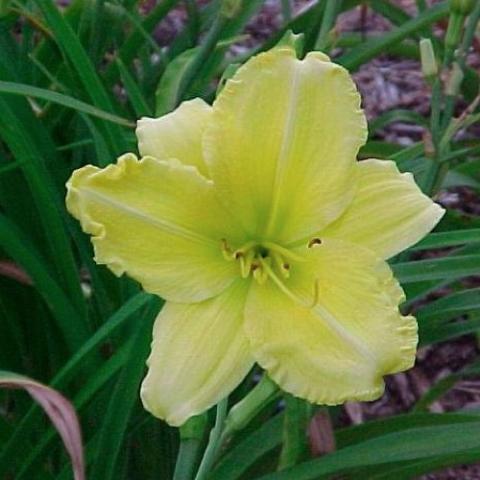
[263,64,300,238]
[82,188,217,246]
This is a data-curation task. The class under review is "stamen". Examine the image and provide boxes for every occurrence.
[307,237,322,248]
[282,263,291,278]
[261,241,305,262]
[221,238,235,261]
[253,264,268,284]
[259,258,318,309]
[240,249,255,278]
[271,252,290,279]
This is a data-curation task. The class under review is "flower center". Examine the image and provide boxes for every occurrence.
[221,239,303,284]
[221,238,322,308]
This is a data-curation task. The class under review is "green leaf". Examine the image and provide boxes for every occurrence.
[420,314,480,346]
[89,298,161,480]
[338,2,449,71]
[410,228,480,250]
[368,450,480,480]
[335,411,480,448]
[0,293,154,477]
[257,419,480,480]
[0,81,134,126]
[155,47,199,115]
[104,0,181,83]
[416,288,480,324]
[393,254,480,283]
[115,58,152,117]
[414,360,480,412]
[0,213,88,351]
[0,95,86,318]
[210,414,284,480]
[368,109,427,136]
[35,0,128,154]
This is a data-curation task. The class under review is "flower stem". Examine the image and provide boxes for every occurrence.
[223,375,278,437]
[173,439,202,480]
[194,399,228,480]
[278,394,311,470]
[173,414,208,480]
[423,2,480,196]
[315,0,342,51]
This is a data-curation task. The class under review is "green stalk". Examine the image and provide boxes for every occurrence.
[174,440,203,480]
[89,0,106,64]
[194,399,228,480]
[424,1,480,196]
[175,15,228,105]
[442,1,480,129]
[315,0,342,51]
[103,0,180,83]
[174,414,208,480]
[223,375,278,438]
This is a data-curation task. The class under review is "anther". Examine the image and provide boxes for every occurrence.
[281,263,290,279]
[240,249,255,278]
[221,239,235,261]
[307,238,322,248]
[253,264,268,284]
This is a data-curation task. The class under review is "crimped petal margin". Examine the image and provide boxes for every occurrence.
[66,154,240,303]
[136,98,212,177]
[141,281,254,426]
[244,239,417,405]
[321,159,445,260]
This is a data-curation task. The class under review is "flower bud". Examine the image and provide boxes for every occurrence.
[223,375,278,434]
[445,62,464,96]
[220,0,242,18]
[450,0,475,15]
[445,12,465,51]
[420,38,438,81]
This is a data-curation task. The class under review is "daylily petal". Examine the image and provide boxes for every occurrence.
[204,47,367,244]
[136,98,211,177]
[66,154,242,303]
[321,159,445,259]
[244,239,417,405]
[141,280,254,426]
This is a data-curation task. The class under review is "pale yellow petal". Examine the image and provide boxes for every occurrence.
[141,281,254,426]
[136,98,211,177]
[244,239,417,405]
[66,154,243,303]
[204,47,367,244]
[321,159,445,259]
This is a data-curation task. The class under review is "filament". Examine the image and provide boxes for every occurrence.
[259,258,319,309]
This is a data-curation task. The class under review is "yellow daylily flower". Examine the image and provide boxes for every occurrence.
[66,46,445,427]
